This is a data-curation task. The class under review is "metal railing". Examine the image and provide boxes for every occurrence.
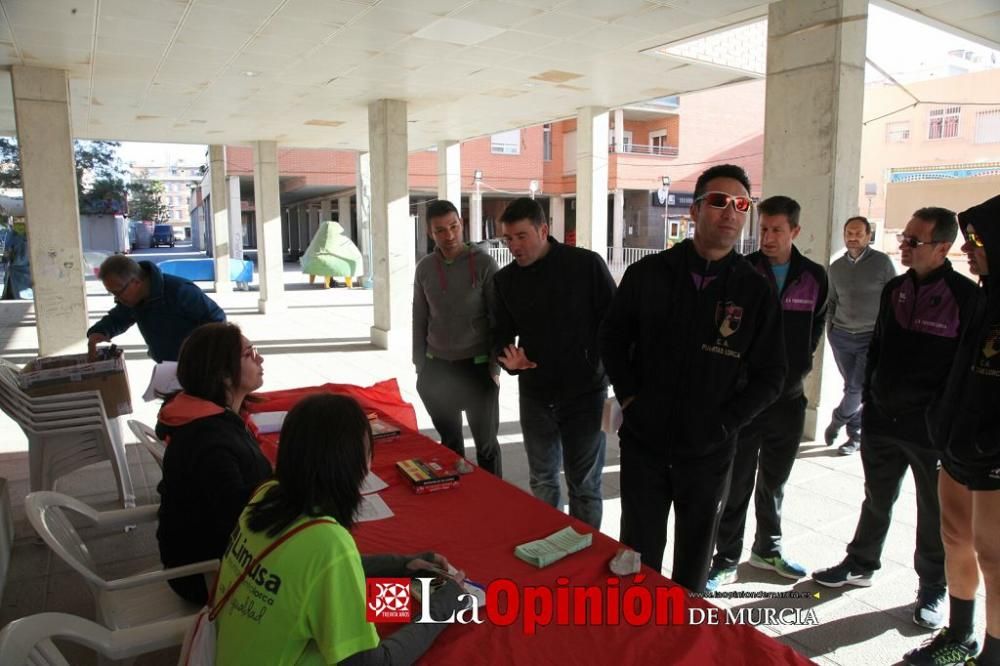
[609,142,679,157]
[606,247,661,280]
[486,245,662,282]
[487,246,514,267]
[487,242,760,281]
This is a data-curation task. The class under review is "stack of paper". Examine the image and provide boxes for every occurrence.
[514,526,593,568]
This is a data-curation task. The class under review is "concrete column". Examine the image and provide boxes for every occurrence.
[337,194,352,240]
[367,99,412,351]
[576,106,609,255]
[613,109,624,154]
[416,200,428,259]
[320,198,332,234]
[299,206,312,252]
[252,141,285,313]
[436,140,461,209]
[292,206,304,253]
[190,205,203,252]
[227,175,243,261]
[357,154,372,284]
[612,188,625,264]
[209,146,231,293]
[549,195,565,241]
[281,208,290,255]
[762,0,867,440]
[11,66,87,355]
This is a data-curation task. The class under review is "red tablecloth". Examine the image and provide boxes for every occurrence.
[249,383,812,666]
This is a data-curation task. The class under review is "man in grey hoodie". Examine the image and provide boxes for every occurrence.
[413,200,502,476]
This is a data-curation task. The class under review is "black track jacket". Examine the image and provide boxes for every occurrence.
[600,240,786,461]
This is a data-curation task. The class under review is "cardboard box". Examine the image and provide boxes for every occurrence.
[19,352,133,417]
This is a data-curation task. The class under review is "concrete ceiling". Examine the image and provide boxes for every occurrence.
[878,0,1000,53]
[0,0,995,152]
[0,0,775,150]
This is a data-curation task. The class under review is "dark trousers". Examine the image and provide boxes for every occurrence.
[620,440,734,592]
[845,431,945,589]
[416,357,502,477]
[828,326,872,441]
[519,389,607,529]
[714,394,806,568]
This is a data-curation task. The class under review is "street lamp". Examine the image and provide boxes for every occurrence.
[529,180,539,199]
[661,176,671,247]
[471,170,484,242]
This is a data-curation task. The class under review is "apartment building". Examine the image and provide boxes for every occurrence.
[128,161,202,237]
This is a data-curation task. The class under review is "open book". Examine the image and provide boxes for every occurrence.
[514,526,593,568]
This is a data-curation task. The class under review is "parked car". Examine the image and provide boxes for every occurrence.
[151,224,174,248]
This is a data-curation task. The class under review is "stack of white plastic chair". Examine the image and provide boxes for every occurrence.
[25,491,217,631]
[126,419,166,471]
[0,611,189,665]
[0,359,135,509]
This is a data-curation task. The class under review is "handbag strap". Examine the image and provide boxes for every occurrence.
[208,518,335,620]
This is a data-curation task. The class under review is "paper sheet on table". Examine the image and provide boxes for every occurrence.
[142,362,181,402]
[514,526,592,568]
[250,411,287,434]
[361,472,388,495]
[357,493,393,522]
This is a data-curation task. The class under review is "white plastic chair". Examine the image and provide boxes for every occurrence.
[0,360,135,508]
[0,612,189,665]
[25,491,218,630]
[127,419,165,470]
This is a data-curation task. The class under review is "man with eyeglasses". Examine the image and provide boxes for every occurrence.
[707,195,828,592]
[599,164,786,592]
[87,255,225,363]
[813,207,984,636]
[824,216,897,455]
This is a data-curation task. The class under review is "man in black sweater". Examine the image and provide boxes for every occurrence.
[492,198,616,529]
[599,164,786,592]
[812,207,984,635]
[708,195,827,591]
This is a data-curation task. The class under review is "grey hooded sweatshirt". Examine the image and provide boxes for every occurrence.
[412,243,499,371]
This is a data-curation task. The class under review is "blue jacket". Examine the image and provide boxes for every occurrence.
[87,261,226,362]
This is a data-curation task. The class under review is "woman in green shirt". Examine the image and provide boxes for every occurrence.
[213,394,465,665]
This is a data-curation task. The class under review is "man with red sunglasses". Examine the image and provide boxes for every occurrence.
[600,163,786,592]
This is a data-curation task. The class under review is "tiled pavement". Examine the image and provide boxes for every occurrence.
[0,244,986,664]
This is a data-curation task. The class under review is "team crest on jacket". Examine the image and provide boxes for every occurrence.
[716,301,743,338]
[983,325,1000,360]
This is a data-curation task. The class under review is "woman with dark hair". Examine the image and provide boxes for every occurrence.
[214,393,465,665]
[156,321,272,605]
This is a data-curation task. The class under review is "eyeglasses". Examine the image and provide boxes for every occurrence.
[896,234,941,249]
[106,278,136,298]
[241,345,262,361]
[694,191,753,213]
[967,232,985,248]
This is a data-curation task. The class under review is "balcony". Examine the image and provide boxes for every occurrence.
[609,142,679,157]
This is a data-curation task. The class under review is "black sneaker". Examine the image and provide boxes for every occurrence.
[903,628,979,665]
[824,422,840,446]
[812,560,873,588]
[913,586,946,629]
[838,439,861,455]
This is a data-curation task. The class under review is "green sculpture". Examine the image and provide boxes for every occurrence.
[300,221,363,288]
